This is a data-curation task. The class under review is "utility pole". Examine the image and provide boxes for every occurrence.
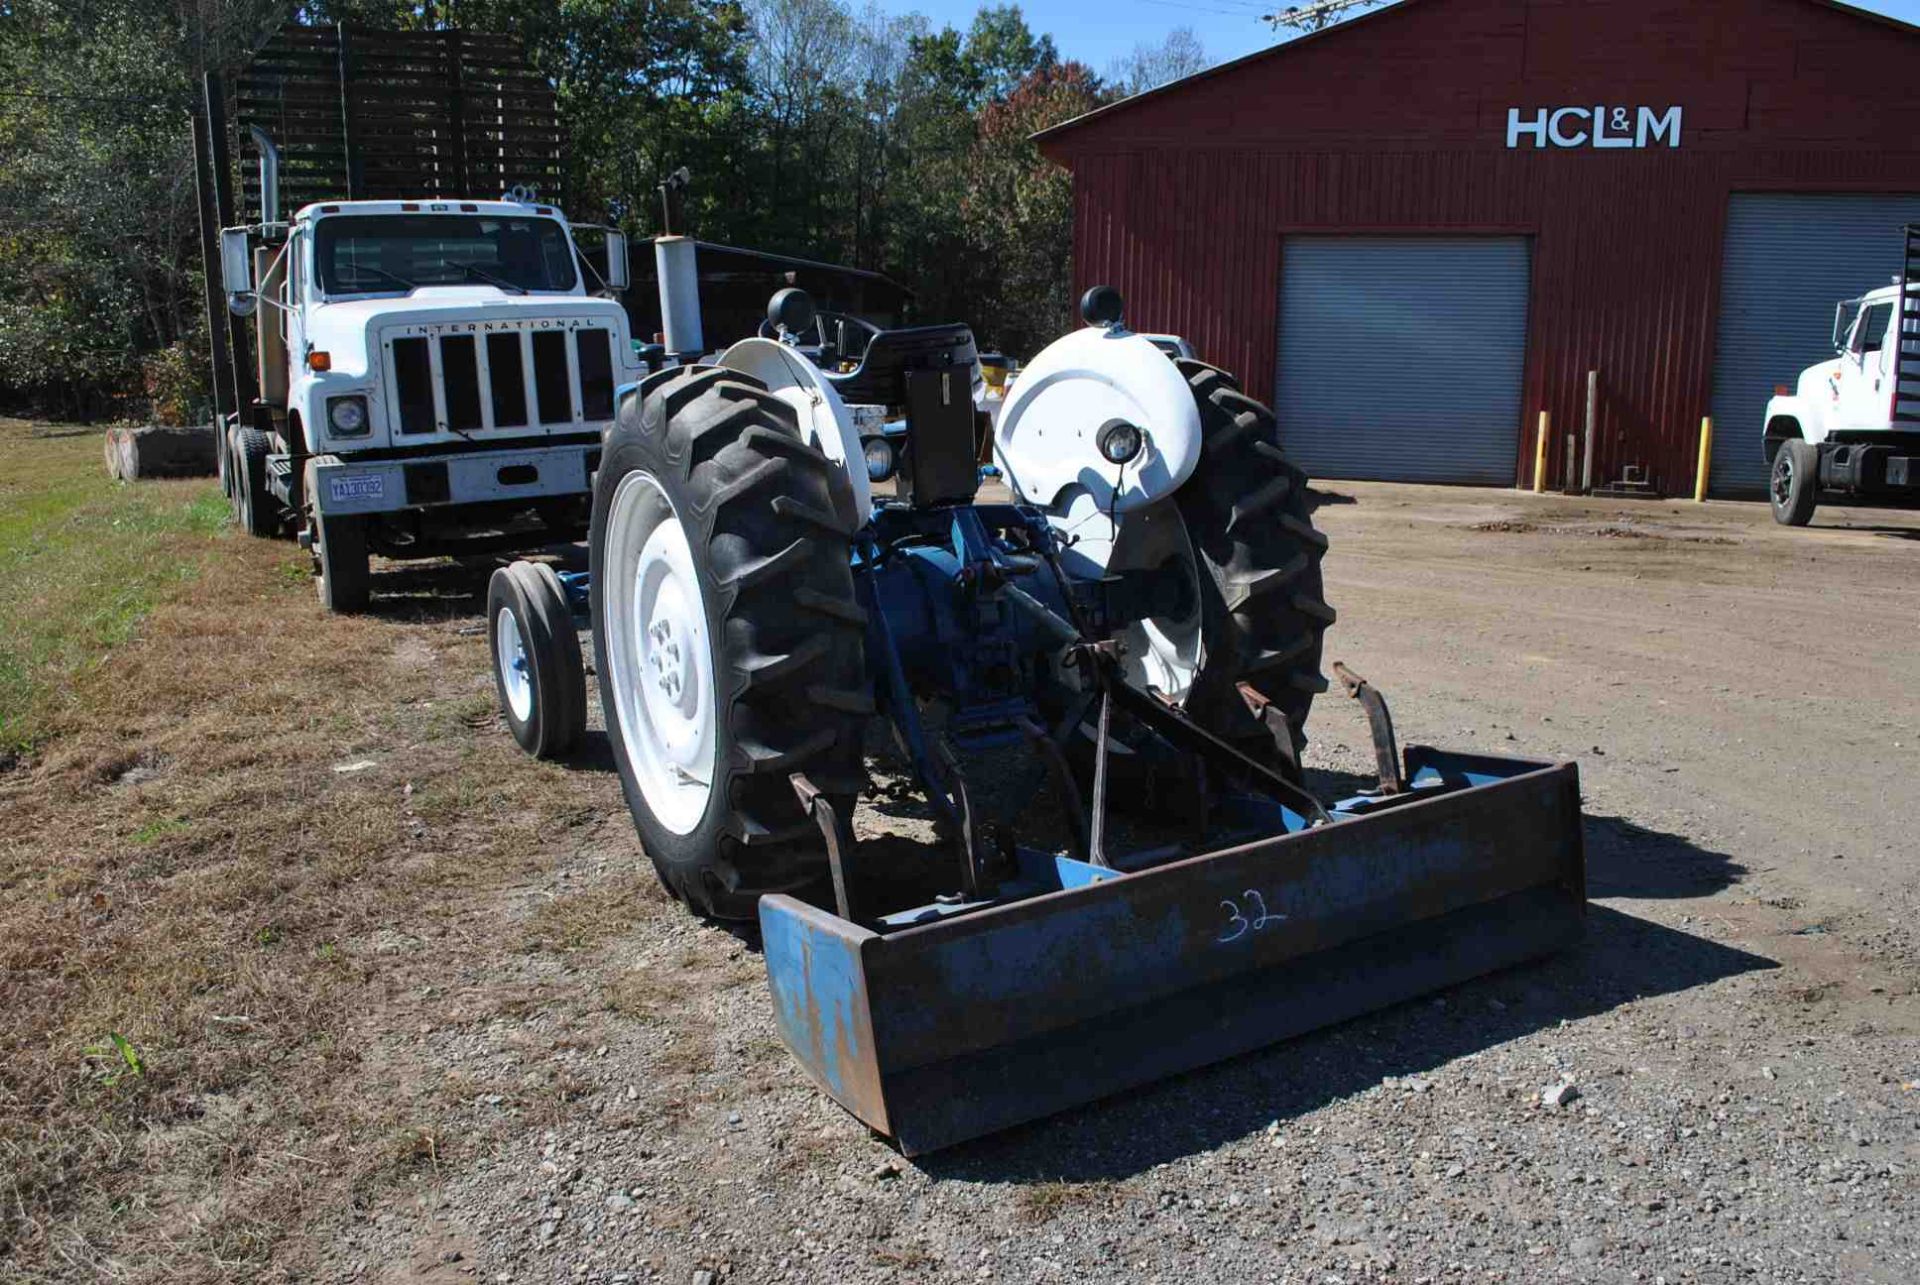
[1261,0,1386,33]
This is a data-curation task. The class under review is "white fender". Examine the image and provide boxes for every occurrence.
[992,326,1202,520]
[717,337,873,525]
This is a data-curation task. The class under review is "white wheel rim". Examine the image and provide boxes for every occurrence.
[603,471,716,834]
[495,603,534,723]
[1128,610,1202,701]
[1108,497,1203,703]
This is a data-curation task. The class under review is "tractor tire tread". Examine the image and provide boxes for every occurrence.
[721,537,815,593]
[771,494,854,536]
[593,369,868,921]
[1172,357,1333,771]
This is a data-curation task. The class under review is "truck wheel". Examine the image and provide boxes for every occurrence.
[312,507,371,613]
[1769,439,1818,526]
[1171,359,1334,770]
[235,427,279,538]
[217,418,234,501]
[591,368,869,921]
[489,562,586,759]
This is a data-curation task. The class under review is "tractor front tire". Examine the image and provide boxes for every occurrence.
[1172,358,1335,770]
[1770,438,1818,526]
[591,368,870,921]
[489,561,587,760]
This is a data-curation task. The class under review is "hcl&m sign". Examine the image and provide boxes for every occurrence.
[1506,106,1683,149]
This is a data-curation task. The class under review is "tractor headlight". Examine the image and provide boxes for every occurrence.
[863,435,898,483]
[327,395,369,436]
[1096,419,1144,467]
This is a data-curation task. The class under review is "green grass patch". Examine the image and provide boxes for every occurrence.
[0,419,227,755]
[130,817,189,845]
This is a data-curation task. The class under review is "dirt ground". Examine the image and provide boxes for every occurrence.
[6,482,1918,1284]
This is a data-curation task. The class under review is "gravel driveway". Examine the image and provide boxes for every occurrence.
[319,484,1918,1285]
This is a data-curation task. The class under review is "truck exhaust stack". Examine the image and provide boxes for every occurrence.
[247,125,280,226]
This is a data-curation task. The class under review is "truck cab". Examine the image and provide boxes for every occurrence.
[1762,232,1920,525]
[220,195,642,608]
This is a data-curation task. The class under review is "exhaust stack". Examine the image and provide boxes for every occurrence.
[248,125,280,225]
[655,237,703,359]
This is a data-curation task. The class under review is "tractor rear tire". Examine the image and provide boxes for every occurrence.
[1769,438,1818,526]
[1171,358,1334,770]
[235,427,278,538]
[591,368,870,921]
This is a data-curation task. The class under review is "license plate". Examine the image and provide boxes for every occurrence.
[327,473,385,503]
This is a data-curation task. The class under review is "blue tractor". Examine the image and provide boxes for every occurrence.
[487,284,1587,1154]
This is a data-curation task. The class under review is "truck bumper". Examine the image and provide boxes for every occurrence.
[309,441,597,517]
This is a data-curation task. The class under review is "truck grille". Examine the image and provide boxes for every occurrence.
[387,328,616,436]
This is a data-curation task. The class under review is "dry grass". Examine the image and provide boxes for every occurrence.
[0,503,614,1281]
[519,870,668,954]
[1011,1179,1119,1225]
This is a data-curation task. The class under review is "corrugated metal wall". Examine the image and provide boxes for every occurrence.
[1710,192,1920,494]
[1047,0,1920,496]
[1276,236,1531,483]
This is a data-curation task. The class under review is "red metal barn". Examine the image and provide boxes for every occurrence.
[1035,0,1920,496]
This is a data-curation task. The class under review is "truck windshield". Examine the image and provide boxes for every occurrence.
[315,214,578,295]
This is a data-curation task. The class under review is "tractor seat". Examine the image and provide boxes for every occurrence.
[822,323,980,408]
[763,287,978,409]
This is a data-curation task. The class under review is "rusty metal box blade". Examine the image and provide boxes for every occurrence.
[760,750,1585,1156]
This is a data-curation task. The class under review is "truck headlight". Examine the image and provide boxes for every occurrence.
[327,395,369,436]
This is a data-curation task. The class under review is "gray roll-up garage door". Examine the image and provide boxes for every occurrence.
[1711,193,1920,496]
[1276,236,1531,484]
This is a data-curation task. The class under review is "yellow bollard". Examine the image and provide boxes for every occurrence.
[1694,416,1713,502]
[1533,411,1550,494]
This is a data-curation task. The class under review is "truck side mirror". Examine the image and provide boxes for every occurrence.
[221,228,255,314]
[603,231,629,292]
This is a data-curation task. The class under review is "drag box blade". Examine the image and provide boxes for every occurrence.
[761,750,1584,1155]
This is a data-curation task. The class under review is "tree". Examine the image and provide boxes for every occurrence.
[0,0,1123,416]
[964,4,1055,104]
[1107,26,1207,98]
[962,59,1103,355]
[0,0,284,417]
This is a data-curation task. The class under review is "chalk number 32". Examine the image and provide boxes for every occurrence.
[1217,890,1286,943]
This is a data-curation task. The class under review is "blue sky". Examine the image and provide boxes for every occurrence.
[876,0,1920,82]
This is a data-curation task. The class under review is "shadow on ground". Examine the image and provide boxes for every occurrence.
[1820,522,1920,541]
[1584,813,1746,898]
[557,728,620,776]
[361,543,586,623]
[918,898,1774,1183]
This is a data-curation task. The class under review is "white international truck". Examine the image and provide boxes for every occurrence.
[213,136,642,610]
[1761,226,1920,525]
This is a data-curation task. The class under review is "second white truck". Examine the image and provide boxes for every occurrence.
[1761,225,1920,525]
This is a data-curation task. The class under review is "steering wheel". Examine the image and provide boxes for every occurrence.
[758,308,882,352]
